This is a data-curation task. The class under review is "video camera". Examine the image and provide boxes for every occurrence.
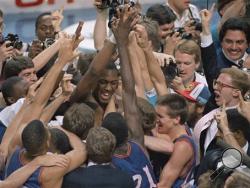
[42,38,55,49]
[161,58,179,83]
[0,33,23,50]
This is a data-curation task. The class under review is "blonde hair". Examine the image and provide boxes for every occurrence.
[174,39,201,64]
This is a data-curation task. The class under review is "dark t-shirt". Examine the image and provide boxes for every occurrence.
[62,164,135,188]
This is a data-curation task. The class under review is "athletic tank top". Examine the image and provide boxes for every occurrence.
[5,148,41,188]
[112,141,157,188]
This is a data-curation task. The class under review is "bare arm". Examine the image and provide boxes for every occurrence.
[127,31,146,99]
[93,0,108,51]
[218,0,245,32]
[158,141,193,188]
[135,25,168,96]
[0,154,69,188]
[112,6,144,146]
[144,135,174,154]
[41,128,86,183]
[40,74,74,125]
[32,39,60,72]
[70,39,116,103]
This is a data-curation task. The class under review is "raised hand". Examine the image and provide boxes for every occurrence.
[26,77,44,103]
[164,32,181,55]
[200,3,215,35]
[111,5,139,44]
[51,7,64,33]
[134,24,151,50]
[58,35,82,64]
[237,90,250,122]
[215,101,230,134]
[61,74,74,99]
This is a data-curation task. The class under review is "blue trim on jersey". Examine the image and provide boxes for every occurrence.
[5,148,41,188]
[112,141,157,188]
[172,135,197,187]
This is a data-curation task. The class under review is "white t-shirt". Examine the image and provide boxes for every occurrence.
[166,2,201,28]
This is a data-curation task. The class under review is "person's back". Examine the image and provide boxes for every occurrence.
[63,164,134,188]
[5,148,41,188]
[62,127,135,188]
[102,113,157,188]
[112,140,156,188]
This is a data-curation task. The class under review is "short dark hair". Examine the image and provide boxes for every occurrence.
[3,56,34,79]
[1,76,24,105]
[157,94,188,124]
[35,12,51,31]
[226,109,250,141]
[102,112,128,147]
[146,4,176,25]
[86,127,116,164]
[62,103,95,140]
[22,120,48,157]
[219,17,250,43]
[49,128,72,154]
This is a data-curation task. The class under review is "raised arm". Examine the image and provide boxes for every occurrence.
[21,37,80,124]
[93,0,108,51]
[127,31,146,99]
[40,74,74,125]
[70,39,116,103]
[112,6,144,146]
[135,24,168,96]
[32,37,60,72]
[200,5,218,92]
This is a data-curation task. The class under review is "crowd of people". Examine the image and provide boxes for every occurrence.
[0,0,249,187]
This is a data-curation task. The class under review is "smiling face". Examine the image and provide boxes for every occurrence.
[155,105,179,134]
[221,30,248,62]
[94,69,119,108]
[175,50,199,85]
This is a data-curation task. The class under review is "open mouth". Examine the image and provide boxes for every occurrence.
[100,92,111,101]
[214,93,221,102]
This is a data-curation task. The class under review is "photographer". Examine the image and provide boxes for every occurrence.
[146,4,181,55]
[28,10,63,77]
[171,39,207,92]
[0,9,16,72]
[166,0,201,29]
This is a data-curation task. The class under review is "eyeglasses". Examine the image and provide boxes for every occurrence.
[213,80,237,90]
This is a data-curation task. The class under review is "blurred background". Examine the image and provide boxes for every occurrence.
[0,0,217,51]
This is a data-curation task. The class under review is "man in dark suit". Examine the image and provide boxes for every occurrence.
[200,8,249,112]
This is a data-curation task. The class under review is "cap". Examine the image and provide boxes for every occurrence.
[176,82,211,105]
